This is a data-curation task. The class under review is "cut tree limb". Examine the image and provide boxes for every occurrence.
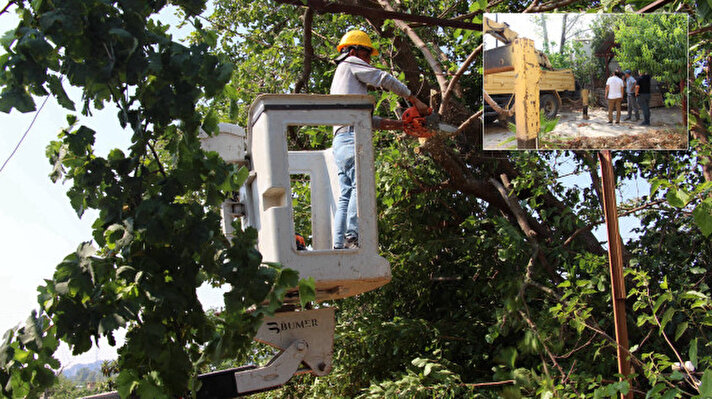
[446,109,482,138]
[484,90,513,117]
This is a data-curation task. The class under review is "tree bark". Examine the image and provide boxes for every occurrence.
[541,15,550,53]
[439,44,482,114]
[680,79,687,129]
[559,14,567,54]
[294,8,314,94]
[376,0,449,93]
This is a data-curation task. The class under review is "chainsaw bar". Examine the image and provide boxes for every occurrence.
[425,113,458,134]
[402,106,458,138]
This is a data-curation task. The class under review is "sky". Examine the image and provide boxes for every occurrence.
[0,7,649,369]
[484,13,599,52]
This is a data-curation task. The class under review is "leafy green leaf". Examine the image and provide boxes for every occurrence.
[692,198,712,236]
[699,369,712,398]
[0,87,36,113]
[660,307,675,329]
[423,362,433,376]
[674,321,688,341]
[47,76,74,111]
[689,338,698,368]
[298,277,315,309]
[666,188,690,208]
[649,178,666,197]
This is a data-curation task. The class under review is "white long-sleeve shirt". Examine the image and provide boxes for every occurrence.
[330,56,411,131]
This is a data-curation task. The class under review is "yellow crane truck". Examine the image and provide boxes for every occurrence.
[483,17,576,124]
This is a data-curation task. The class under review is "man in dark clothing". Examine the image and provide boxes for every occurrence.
[635,70,652,126]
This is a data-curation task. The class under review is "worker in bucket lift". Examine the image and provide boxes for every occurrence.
[330,29,429,249]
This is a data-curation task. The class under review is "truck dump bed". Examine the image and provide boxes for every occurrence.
[484,69,576,94]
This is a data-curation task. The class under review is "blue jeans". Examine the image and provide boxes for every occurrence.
[638,93,651,124]
[332,130,358,248]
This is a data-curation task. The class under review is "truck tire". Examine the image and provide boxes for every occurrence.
[540,93,559,119]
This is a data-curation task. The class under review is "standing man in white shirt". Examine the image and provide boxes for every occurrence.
[605,70,625,124]
[330,30,429,249]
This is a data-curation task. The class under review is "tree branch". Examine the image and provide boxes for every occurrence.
[275,0,481,30]
[0,1,15,17]
[439,44,482,114]
[417,138,509,212]
[636,0,674,13]
[492,174,563,282]
[483,90,512,117]
[523,0,584,12]
[376,0,449,93]
[562,198,676,248]
[690,24,712,36]
[577,151,605,215]
[294,8,314,94]
[148,141,167,178]
[646,287,700,392]
[523,0,541,12]
[444,109,482,138]
[485,0,507,11]
[489,177,537,239]
[518,310,581,395]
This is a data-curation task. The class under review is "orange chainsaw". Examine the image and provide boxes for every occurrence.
[401,106,457,138]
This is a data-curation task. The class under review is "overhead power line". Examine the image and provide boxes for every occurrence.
[274,0,482,31]
[0,95,50,176]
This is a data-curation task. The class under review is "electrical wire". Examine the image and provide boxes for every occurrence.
[0,94,50,175]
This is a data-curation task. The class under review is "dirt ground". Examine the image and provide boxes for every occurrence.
[483,104,687,150]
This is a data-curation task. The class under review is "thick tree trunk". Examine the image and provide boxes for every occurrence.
[680,79,687,128]
[541,15,549,53]
[559,14,567,54]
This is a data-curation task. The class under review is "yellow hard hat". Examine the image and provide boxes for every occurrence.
[337,30,379,56]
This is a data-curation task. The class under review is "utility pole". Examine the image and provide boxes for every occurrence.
[512,38,540,149]
[598,150,633,399]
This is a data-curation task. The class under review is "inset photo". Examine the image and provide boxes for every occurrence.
[483,13,688,150]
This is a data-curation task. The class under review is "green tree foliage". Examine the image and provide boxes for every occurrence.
[0,0,300,397]
[612,14,687,99]
[42,374,104,399]
[589,14,622,87]
[546,40,600,89]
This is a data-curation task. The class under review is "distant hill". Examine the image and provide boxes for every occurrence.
[61,360,106,383]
